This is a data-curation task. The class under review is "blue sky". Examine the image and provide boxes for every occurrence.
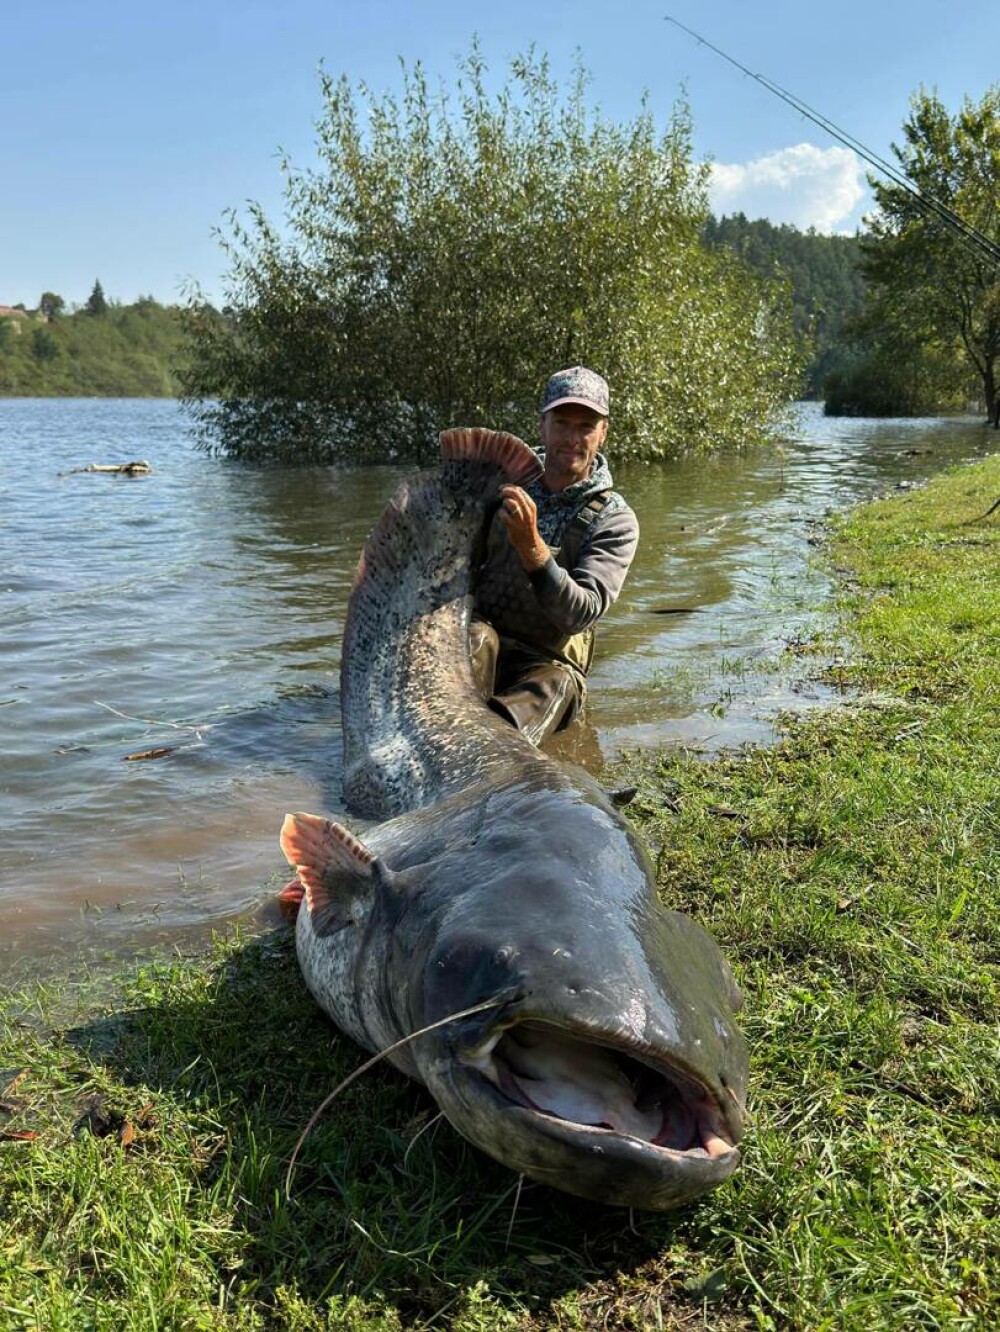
[3,0,996,308]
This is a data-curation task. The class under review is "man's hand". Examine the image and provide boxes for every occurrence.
[499,485,550,572]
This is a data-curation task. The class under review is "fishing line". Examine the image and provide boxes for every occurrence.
[284,996,503,1198]
[664,14,1000,266]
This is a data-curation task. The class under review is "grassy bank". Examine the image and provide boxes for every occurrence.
[2,457,999,1330]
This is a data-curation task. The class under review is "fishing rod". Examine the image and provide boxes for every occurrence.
[664,14,1000,267]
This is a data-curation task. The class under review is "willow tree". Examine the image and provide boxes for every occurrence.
[859,87,1000,418]
[183,48,799,463]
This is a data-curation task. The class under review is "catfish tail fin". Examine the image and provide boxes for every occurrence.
[439,428,542,486]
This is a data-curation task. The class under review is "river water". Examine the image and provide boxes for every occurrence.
[2,399,995,969]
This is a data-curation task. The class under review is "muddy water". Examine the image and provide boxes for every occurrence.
[2,399,995,967]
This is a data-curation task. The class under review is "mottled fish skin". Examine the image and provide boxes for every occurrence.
[288,428,749,1211]
[340,442,549,817]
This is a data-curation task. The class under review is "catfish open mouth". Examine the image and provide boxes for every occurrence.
[460,1020,736,1159]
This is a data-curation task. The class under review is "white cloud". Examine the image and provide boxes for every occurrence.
[708,143,867,233]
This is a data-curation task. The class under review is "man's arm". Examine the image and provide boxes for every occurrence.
[499,485,639,635]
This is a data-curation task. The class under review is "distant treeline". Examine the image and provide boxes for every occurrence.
[3,222,868,411]
[6,238,868,414]
[703,214,867,399]
[0,288,188,397]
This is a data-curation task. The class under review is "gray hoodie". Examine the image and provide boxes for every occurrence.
[473,450,639,659]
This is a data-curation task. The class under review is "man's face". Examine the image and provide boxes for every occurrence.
[539,404,609,489]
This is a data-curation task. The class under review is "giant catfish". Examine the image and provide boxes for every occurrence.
[280,427,748,1210]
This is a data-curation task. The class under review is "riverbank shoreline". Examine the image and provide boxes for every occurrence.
[2,454,999,1330]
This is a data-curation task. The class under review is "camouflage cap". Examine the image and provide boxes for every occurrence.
[541,366,610,417]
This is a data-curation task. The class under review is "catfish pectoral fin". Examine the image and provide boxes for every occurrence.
[280,812,375,936]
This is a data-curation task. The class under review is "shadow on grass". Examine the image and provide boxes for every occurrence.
[62,930,714,1325]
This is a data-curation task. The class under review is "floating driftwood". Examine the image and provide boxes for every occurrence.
[62,460,152,477]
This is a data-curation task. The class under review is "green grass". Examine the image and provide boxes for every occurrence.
[2,455,1000,1329]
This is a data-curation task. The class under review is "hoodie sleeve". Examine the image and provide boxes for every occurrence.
[527,504,639,635]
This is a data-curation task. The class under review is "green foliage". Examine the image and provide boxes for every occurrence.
[39,290,65,321]
[184,47,800,464]
[824,336,967,417]
[703,213,867,397]
[31,324,59,362]
[840,86,1000,418]
[86,277,108,316]
[0,298,190,396]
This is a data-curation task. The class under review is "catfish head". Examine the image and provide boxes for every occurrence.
[401,789,748,1211]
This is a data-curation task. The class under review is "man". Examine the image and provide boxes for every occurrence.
[470,366,639,745]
